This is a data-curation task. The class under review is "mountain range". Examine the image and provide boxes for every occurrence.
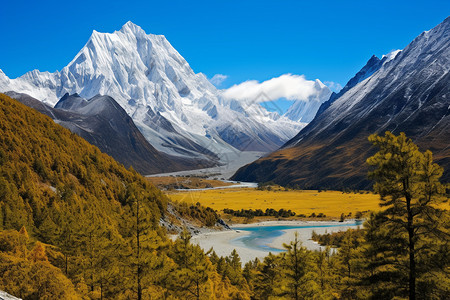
[1,18,448,185]
[0,22,331,168]
[4,91,209,174]
[232,17,450,188]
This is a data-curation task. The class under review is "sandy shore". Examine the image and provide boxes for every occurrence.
[190,220,361,264]
[190,230,271,263]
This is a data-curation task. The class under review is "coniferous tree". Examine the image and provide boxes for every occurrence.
[225,249,243,285]
[367,132,449,299]
[56,215,80,276]
[242,258,259,292]
[123,183,162,300]
[313,246,332,292]
[282,232,311,300]
[253,253,281,299]
[169,229,212,299]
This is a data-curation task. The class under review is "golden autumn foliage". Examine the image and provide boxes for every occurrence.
[0,94,250,299]
[0,229,80,299]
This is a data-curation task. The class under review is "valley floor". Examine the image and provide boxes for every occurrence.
[167,188,380,219]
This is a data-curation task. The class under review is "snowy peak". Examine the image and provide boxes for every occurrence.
[119,21,147,36]
[314,50,401,119]
[0,22,306,164]
[344,55,382,90]
[0,69,8,81]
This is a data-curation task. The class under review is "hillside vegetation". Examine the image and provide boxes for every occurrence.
[0,94,248,299]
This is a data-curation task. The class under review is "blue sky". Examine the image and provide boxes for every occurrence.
[0,0,448,94]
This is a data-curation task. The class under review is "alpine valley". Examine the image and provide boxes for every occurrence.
[0,10,449,300]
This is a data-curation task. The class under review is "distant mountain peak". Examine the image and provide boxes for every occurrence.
[0,69,9,82]
[119,21,148,37]
[55,93,88,111]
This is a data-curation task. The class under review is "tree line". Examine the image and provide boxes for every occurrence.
[223,208,296,219]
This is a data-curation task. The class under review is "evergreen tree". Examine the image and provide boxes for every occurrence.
[367,131,449,299]
[224,249,243,285]
[253,253,281,299]
[169,229,212,299]
[123,183,162,300]
[335,229,363,299]
[313,247,331,292]
[242,258,259,291]
[282,232,310,300]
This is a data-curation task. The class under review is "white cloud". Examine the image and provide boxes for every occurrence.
[209,74,228,87]
[222,74,330,103]
[324,81,343,93]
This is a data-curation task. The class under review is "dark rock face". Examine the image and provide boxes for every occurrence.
[6,91,213,174]
[314,55,384,119]
[233,17,450,189]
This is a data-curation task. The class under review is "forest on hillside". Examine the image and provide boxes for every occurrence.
[0,93,449,299]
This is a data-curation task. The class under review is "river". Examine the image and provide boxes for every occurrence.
[190,221,362,263]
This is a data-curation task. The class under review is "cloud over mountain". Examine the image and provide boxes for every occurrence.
[221,74,331,103]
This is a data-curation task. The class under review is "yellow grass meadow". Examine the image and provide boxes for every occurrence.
[166,188,382,218]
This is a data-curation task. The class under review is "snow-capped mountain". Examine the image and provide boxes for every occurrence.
[315,50,401,118]
[0,22,307,164]
[233,17,450,188]
[283,79,332,123]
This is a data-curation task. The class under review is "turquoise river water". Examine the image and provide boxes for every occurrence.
[231,222,361,253]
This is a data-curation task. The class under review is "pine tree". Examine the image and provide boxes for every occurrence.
[242,258,259,291]
[367,131,449,299]
[253,253,281,299]
[17,226,29,258]
[122,183,164,300]
[224,249,243,285]
[28,242,48,262]
[169,229,212,299]
[282,232,310,300]
[314,247,331,291]
[335,229,363,299]
[56,216,80,276]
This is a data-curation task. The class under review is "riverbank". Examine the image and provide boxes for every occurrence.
[190,220,361,263]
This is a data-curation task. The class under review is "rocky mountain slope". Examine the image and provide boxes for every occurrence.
[233,17,450,189]
[5,91,207,174]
